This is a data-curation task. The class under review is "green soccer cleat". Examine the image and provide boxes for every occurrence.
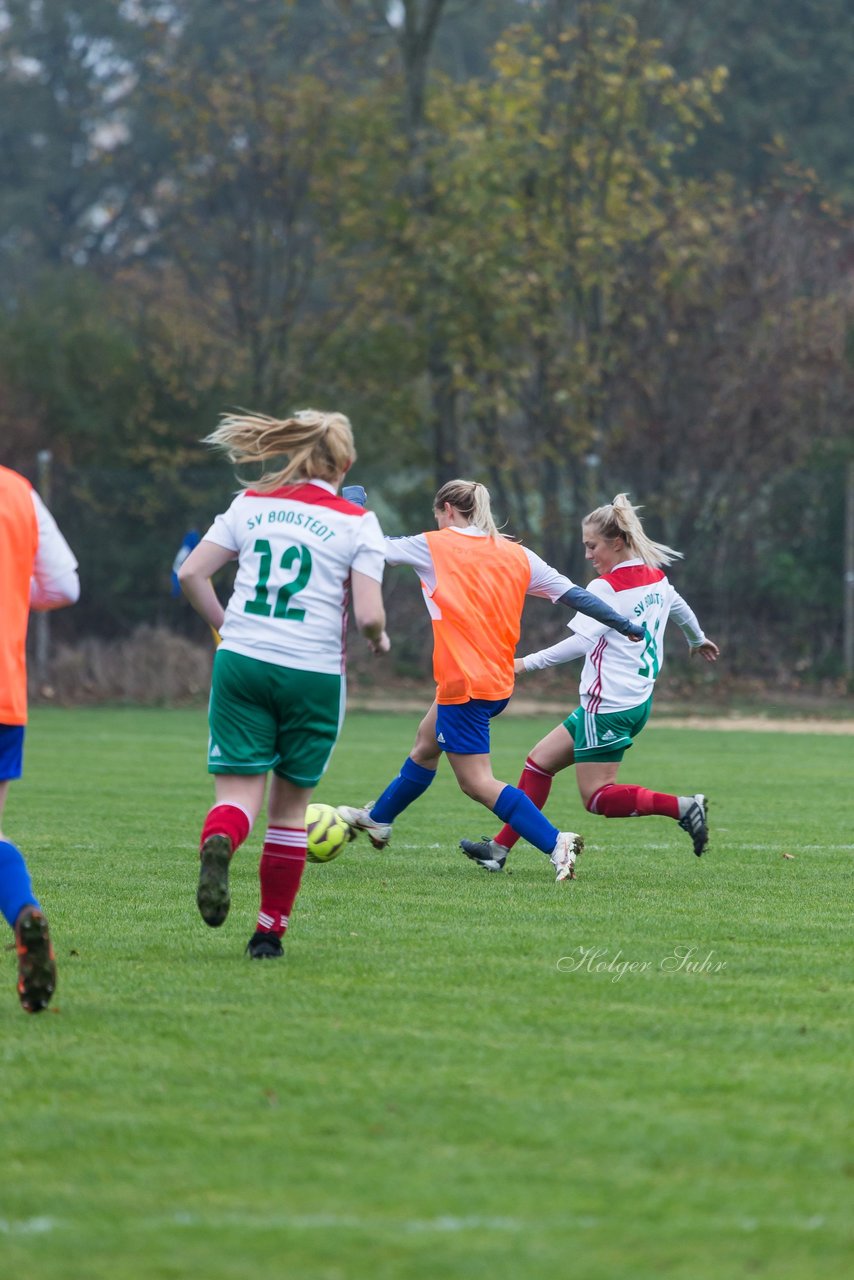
[197,834,232,927]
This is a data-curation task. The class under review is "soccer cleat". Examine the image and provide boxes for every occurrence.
[15,906,57,1014]
[246,930,284,959]
[550,832,584,882]
[678,794,709,857]
[459,837,508,872]
[336,803,393,850]
[197,834,232,927]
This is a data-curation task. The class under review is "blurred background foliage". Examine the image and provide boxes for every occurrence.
[1,0,851,685]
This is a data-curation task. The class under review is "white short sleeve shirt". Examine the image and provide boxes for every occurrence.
[203,481,386,674]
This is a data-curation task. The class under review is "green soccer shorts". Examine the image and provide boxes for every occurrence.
[208,648,345,786]
[563,696,653,762]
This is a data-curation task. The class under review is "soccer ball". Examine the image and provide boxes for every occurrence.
[305,803,352,864]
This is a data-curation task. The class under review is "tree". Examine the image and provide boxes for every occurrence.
[0,0,152,276]
[607,182,853,658]
[0,267,233,635]
[341,2,728,563]
[630,0,854,198]
[135,2,373,408]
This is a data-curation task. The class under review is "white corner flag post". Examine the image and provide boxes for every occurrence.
[846,459,854,684]
[35,449,53,688]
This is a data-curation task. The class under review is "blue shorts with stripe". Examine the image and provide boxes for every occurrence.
[563,696,652,762]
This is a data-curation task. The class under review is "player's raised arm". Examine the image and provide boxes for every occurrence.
[518,631,595,673]
[557,583,644,641]
[523,547,644,640]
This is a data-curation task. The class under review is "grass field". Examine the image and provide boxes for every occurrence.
[1,707,852,1279]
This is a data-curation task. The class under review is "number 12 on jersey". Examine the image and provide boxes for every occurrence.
[244,539,313,621]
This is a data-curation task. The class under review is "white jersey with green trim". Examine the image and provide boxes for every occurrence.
[523,558,707,713]
[569,561,705,712]
[202,480,386,674]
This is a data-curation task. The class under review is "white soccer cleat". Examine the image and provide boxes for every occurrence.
[550,831,584,882]
[336,803,393,850]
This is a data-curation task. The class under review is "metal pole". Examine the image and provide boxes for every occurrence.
[35,449,53,688]
[845,459,854,684]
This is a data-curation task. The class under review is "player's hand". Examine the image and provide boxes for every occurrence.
[342,484,367,507]
[626,623,645,643]
[513,657,526,675]
[691,639,720,663]
[368,630,391,655]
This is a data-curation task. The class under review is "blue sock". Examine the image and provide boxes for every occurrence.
[0,839,38,929]
[371,758,437,824]
[493,785,559,855]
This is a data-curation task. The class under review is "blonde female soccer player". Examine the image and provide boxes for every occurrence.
[339,479,645,882]
[459,493,720,872]
[179,409,389,958]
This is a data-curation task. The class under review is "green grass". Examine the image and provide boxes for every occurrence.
[1,707,852,1279]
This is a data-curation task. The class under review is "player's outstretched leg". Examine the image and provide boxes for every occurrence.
[677,795,709,856]
[337,803,393,850]
[15,906,57,1013]
[459,837,509,872]
[339,755,437,851]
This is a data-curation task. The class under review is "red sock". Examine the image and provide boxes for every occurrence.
[587,784,679,819]
[257,827,307,937]
[496,757,554,850]
[200,803,251,854]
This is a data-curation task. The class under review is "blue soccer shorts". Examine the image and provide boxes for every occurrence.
[0,725,25,781]
[435,698,510,755]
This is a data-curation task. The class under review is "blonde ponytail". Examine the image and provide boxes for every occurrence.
[583,493,682,568]
[433,479,501,539]
[204,409,356,491]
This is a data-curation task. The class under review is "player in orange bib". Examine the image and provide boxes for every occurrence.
[340,479,644,881]
[0,465,79,1011]
[459,493,720,872]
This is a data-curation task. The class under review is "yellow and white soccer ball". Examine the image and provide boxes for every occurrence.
[305,803,352,864]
